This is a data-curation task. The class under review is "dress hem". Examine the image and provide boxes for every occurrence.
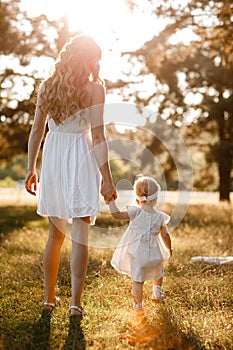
[36,210,99,225]
[111,262,164,282]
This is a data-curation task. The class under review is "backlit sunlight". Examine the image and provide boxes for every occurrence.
[17,0,200,119]
[20,0,199,83]
[22,0,167,52]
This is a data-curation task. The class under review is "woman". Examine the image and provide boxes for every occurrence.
[25,34,117,316]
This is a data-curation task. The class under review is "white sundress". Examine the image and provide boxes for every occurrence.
[111,206,170,282]
[37,109,101,224]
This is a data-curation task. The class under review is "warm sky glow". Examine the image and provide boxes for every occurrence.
[20,0,166,104]
[22,0,162,51]
[14,0,200,126]
[20,0,197,83]
[6,0,200,106]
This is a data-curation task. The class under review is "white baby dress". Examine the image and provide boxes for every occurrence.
[111,206,170,282]
[37,109,101,224]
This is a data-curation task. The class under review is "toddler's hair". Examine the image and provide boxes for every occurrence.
[134,176,160,201]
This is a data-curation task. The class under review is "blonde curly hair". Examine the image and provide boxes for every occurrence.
[41,34,103,124]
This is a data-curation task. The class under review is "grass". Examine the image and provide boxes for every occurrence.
[0,203,233,349]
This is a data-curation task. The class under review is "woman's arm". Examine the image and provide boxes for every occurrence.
[161,225,173,257]
[108,201,130,220]
[90,84,117,203]
[25,85,48,195]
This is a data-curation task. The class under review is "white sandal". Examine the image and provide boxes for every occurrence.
[43,296,61,312]
[151,286,166,303]
[134,303,144,311]
[70,305,87,317]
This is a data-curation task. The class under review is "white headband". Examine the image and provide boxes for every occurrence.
[135,184,161,202]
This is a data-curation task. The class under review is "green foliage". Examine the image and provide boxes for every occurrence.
[0,176,16,188]
[110,156,138,185]
[110,0,233,201]
[0,154,27,181]
[1,0,232,198]
[0,202,233,349]
[0,1,69,160]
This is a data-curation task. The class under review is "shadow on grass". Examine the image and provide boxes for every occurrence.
[0,206,47,240]
[1,311,87,350]
[31,310,52,350]
[122,306,201,350]
[1,310,51,350]
[64,316,86,350]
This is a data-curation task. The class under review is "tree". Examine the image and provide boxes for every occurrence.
[107,0,233,201]
[0,0,69,160]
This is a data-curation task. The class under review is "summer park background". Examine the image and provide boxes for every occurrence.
[0,0,232,349]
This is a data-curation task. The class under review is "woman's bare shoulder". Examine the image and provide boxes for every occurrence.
[85,82,105,106]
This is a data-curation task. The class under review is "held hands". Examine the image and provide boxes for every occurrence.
[100,181,117,204]
[25,170,38,196]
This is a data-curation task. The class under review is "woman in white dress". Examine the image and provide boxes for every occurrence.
[108,176,172,311]
[25,35,117,317]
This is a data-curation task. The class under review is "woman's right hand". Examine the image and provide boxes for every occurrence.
[25,170,38,196]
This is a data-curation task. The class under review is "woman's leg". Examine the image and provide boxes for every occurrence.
[70,217,90,314]
[43,217,66,303]
[132,281,144,309]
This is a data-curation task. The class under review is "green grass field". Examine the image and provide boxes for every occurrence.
[0,203,232,350]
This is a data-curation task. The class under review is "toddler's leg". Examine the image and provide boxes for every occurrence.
[153,277,163,287]
[70,217,90,314]
[132,281,144,309]
[43,217,66,304]
[152,277,165,303]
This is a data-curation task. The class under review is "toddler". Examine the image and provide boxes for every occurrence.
[108,175,172,311]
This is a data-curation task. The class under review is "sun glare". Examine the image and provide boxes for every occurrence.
[21,0,198,85]
[67,0,128,38]
[22,0,198,54]
[60,0,160,55]
[22,0,162,52]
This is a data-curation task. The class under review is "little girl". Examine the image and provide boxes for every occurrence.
[108,175,172,311]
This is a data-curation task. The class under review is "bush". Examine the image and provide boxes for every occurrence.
[0,176,16,188]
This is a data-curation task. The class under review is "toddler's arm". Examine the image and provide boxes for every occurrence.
[108,201,130,221]
[161,225,173,257]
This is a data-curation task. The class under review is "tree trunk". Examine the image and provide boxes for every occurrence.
[217,111,232,202]
[218,124,232,202]
[218,153,231,201]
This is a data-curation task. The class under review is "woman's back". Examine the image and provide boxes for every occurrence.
[48,109,91,134]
